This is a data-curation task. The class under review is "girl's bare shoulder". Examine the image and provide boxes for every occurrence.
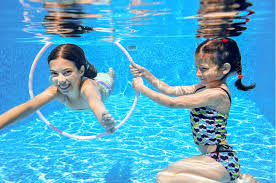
[81,78,98,90]
[205,86,231,114]
[80,78,101,98]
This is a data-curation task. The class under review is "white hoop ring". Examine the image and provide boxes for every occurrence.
[28,41,139,140]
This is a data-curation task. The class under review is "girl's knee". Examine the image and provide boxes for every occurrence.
[156,171,175,183]
[156,172,165,183]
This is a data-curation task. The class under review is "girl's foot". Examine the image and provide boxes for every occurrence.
[235,174,260,183]
[107,68,115,92]
[107,68,115,79]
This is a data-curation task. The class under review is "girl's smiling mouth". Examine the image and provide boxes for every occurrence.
[59,84,71,91]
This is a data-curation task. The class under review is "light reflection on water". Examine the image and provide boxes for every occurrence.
[0,0,274,182]
[19,0,255,44]
[20,0,172,43]
[0,95,274,182]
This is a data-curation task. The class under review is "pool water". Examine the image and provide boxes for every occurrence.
[0,95,274,182]
[0,0,275,182]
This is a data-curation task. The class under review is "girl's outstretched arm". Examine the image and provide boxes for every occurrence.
[132,77,224,109]
[0,85,59,130]
[130,63,202,96]
[81,80,116,133]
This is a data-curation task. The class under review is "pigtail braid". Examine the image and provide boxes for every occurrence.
[234,63,256,91]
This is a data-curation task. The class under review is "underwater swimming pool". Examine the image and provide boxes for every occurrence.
[0,0,275,182]
[0,94,275,182]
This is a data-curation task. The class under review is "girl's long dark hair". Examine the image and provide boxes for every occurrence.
[48,44,97,79]
[195,37,256,91]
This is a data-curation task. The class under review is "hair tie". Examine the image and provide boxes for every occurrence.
[206,38,210,41]
[222,39,228,43]
[248,10,255,15]
[238,74,243,79]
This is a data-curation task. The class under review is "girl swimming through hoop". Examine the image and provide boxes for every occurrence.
[130,38,259,182]
[0,44,116,133]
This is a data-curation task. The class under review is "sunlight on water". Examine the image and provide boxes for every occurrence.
[0,0,275,182]
[0,95,274,182]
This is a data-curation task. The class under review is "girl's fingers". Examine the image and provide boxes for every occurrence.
[131,72,141,78]
[131,72,140,76]
[106,118,115,125]
[103,119,115,128]
[130,68,140,73]
[130,62,139,68]
[102,111,109,115]
[130,65,144,78]
[130,63,143,70]
[102,113,112,119]
[101,112,116,133]
[107,127,116,134]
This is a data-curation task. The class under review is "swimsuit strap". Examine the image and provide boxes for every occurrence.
[219,87,232,104]
[213,144,234,161]
[195,86,206,92]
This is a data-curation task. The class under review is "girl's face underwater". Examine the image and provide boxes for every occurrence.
[49,58,84,94]
[195,57,225,85]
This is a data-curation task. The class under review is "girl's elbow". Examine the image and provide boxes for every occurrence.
[167,103,177,108]
[167,99,189,109]
[166,100,181,108]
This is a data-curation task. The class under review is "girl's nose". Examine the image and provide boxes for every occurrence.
[57,75,67,84]
[196,69,201,77]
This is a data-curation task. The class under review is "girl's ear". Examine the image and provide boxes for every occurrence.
[80,65,85,76]
[222,63,231,75]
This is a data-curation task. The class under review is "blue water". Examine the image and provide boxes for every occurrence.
[0,0,275,182]
[0,96,275,182]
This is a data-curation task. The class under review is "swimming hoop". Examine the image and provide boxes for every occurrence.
[28,41,139,140]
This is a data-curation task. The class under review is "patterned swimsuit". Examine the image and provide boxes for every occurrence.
[95,73,113,100]
[190,87,240,181]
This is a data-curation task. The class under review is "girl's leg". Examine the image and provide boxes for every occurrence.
[107,68,115,91]
[156,155,231,183]
[107,68,115,80]
[236,174,260,183]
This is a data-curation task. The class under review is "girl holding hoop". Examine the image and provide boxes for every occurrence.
[0,44,116,133]
[130,38,258,182]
